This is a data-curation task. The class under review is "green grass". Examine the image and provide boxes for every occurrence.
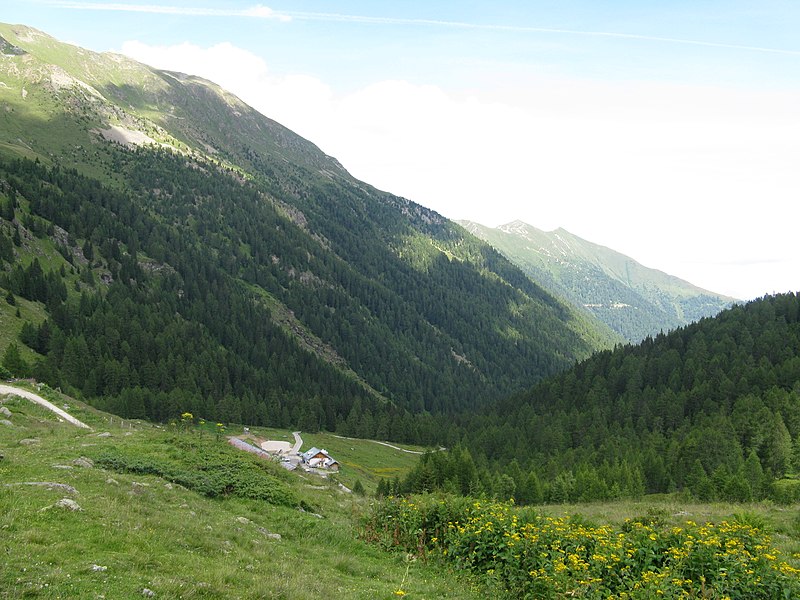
[536,496,800,558]
[0,292,47,365]
[301,431,427,492]
[226,426,425,494]
[0,141,42,162]
[0,389,482,599]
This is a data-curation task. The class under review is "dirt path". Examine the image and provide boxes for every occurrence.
[0,384,91,430]
[332,434,425,454]
[291,431,303,454]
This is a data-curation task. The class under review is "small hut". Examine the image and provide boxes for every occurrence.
[300,447,339,471]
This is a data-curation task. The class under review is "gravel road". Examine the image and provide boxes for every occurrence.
[0,384,91,429]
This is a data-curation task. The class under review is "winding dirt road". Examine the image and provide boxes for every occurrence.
[0,384,91,429]
[332,434,429,454]
[291,431,303,454]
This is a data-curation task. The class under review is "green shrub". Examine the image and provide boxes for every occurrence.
[772,479,800,505]
[731,510,771,533]
[365,495,800,599]
[94,438,298,507]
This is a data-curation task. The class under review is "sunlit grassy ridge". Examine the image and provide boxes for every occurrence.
[0,390,480,599]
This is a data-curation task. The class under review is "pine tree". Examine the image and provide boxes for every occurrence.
[0,198,12,221]
[2,343,29,377]
[764,414,793,478]
[743,450,765,499]
[0,234,12,263]
[81,239,94,261]
[18,321,36,349]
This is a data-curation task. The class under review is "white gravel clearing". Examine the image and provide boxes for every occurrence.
[95,125,156,147]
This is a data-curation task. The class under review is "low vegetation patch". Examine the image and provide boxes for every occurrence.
[94,435,298,507]
[300,431,426,492]
[0,397,483,599]
[365,495,800,599]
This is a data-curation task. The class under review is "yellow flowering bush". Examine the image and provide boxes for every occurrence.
[364,496,800,599]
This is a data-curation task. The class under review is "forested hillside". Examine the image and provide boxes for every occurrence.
[0,24,616,444]
[460,220,734,342]
[7,24,797,509]
[404,293,800,504]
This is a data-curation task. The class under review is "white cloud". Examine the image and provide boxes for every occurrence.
[120,40,800,300]
[120,40,332,129]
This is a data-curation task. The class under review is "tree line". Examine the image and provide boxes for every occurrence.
[396,293,800,504]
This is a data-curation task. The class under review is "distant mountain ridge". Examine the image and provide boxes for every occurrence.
[460,219,735,342]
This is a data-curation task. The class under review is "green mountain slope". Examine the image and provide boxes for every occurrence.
[460,219,735,342]
[0,385,478,599]
[0,24,339,178]
[0,24,616,443]
[443,292,800,504]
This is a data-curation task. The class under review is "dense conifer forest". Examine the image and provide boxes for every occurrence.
[397,293,800,504]
[0,147,609,446]
[2,23,797,510]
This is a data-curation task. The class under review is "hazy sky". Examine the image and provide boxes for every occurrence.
[6,1,800,300]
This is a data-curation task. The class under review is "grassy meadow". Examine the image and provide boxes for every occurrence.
[300,431,427,493]
[0,387,480,600]
[4,384,800,599]
[366,495,800,599]
[222,425,427,494]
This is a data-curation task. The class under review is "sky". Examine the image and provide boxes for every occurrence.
[5,1,800,300]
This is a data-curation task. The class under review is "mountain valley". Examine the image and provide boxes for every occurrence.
[1,21,800,599]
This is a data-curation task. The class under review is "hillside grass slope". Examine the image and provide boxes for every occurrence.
[0,386,479,599]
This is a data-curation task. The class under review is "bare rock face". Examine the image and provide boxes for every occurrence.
[257,527,281,540]
[0,406,11,417]
[72,456,94,468]
[0,419,12,428]
[19,438,40,445]
[53,498,82,511]
[4,481,79,495]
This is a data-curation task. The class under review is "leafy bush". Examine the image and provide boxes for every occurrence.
[94,437,297,507]
[364,495,800,599]
[731,510,771,533]
[771,479,800,505]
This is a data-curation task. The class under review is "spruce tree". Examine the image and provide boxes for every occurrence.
[2,343,29,378]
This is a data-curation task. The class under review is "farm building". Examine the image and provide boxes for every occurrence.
[300,447,339,471]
